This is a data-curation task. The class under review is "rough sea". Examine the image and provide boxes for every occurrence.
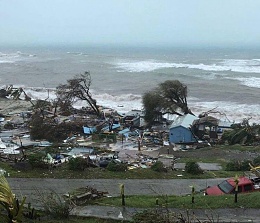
[0,45,260,124]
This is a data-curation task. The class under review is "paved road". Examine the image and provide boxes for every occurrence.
[8,177,224,212]
[8,178,224,203]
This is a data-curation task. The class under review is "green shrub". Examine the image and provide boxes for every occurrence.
[106,161,127,172]
[225,160,251,171]
[225,160,240,171]
[185,161,203,175]
[151,161,166,172]
[27,153,49,169]
[240,160,251,171]
[253,156,260,166]
[68,157,89,171]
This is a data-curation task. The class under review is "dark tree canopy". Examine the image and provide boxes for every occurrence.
[142,80,193,125]
[221,118,260,145]
[56,72,100,116]
[142,91,162,124]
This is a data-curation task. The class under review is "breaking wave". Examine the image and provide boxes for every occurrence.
[0,51,36,64]
[114,59,260,73]
[11,86,260,124]
[12,87,143,114]
[226,77,260,88]
[189,100,260,124]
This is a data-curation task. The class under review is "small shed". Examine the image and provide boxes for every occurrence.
[169,114,198,144]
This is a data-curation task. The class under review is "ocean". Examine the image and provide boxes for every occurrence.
[0,45,260,124]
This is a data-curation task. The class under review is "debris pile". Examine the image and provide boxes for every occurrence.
[63,186,109,206]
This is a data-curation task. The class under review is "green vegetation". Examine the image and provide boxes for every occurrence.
[27,152,49,169]
[151,161,167,172]
[142,80,193,125]
[0,175,26,223]
[185,161,203,175]
[0,161,247,179]
[2,144,259,179]
[29,113,84,142]
[253,156,260,165]
[221,118,260,145]
[106,161,128,172]
[96,192,260,209]
[225,160,251,171]
[68,157,91,171]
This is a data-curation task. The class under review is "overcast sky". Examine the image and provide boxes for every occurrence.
[0,0,259,47]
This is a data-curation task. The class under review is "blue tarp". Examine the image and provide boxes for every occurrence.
[118,128,140,137]
[101,123,121,132]
[118,128,130,137]
[83,126,97,134]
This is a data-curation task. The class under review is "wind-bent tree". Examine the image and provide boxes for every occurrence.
[142,80,193,125]
[56,72,100,116]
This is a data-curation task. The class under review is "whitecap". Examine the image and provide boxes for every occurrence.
[226,77,260,88]
[0,60,14,64]
[113,59,260,73]
[190,101,260,124]
[9,86,260,124]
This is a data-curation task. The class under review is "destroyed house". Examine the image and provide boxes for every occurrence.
[192,116,219,141]
[122,110,146,127]
[169,114,198,144]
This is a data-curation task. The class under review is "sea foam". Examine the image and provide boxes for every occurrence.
[0,51,37,64]
[231,77,260,88]
[12,87,260,124]
[114,59,260,73]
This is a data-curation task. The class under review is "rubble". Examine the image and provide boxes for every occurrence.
[0,96,223,172]
[63,186,109,206]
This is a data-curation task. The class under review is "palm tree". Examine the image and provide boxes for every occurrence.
[0,175,26,223]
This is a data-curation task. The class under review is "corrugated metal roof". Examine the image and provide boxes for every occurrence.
[170,114,198,129]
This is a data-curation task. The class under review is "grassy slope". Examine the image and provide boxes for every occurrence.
[95,192,260,209]
[0,161,245,179]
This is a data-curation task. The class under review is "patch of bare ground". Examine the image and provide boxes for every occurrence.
[159,146,260,161]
